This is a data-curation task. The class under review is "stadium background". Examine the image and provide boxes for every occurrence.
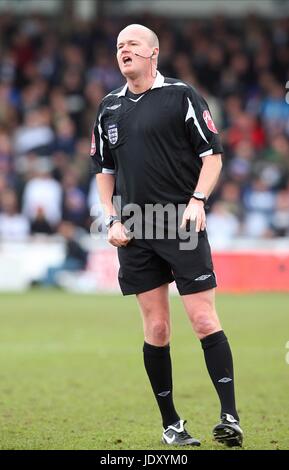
[0,0,289,450]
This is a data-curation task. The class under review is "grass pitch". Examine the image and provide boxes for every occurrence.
[0,291,288,450]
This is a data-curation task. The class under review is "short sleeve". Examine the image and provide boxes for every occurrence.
[90,105,115,175]
[184,87,223,158]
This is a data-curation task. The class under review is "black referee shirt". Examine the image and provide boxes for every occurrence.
[90,71,223,208]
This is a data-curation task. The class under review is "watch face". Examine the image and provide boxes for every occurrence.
[194,192,205,199]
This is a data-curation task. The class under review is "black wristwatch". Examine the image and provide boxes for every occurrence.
[191,191,207,204]
[105,215,120,229]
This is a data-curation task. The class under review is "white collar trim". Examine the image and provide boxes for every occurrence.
[116,71,165,97]
[151,71,165,89]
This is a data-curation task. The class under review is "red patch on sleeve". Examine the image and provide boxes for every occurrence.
[203,110,218,134]
[90,131,96,156]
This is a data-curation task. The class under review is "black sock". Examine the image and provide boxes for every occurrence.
[201,331,239,421]
[143,342,180,428]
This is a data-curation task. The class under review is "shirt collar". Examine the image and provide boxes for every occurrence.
[117,71,165,97]
[151,71,165,89]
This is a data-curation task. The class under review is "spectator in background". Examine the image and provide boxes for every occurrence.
[260,81,289,135]
[73,137,92,186]
[53,115,76,155]
[219,181,243,219]
[0,174,9,195]
[207,201,241,248]
[13,106,54,157]
[61,68,85,132]
[0,82,18,131]
[0,129,14,185]
[62,187,88,228]
[22,160,62,227]
[0,188,29,241]
[30,206,54,235]
[62,168,88,227]
[87,48,123,93]
[227,140,256,184]
[264,134,289,171]
[271,190,289,237]
[243,177,276,215]
[35,221,88,287]
[82,80,105,134]
[20,79,49,114]
[36,32,60,83]
[242,177,276,238]
[224,113,265,151]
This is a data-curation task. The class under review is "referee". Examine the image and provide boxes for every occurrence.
[91,24,243,447]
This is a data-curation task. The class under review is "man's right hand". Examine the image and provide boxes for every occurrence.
[108,222,131,247]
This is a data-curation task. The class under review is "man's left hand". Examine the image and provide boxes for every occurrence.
[180,199,206,232]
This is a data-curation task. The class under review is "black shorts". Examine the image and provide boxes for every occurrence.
[117,230,217,296]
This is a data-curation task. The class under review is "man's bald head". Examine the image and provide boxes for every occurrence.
[116,24,159,80]
[117,24,159,49]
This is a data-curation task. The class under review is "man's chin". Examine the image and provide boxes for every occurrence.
[121,68,138,80]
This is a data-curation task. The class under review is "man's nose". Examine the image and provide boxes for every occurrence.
[121,45,131,54]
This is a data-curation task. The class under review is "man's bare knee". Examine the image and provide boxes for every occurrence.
[146,320,170,345]
[193,311,220,339]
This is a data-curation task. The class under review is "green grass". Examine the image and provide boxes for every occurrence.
[0,291,288,450]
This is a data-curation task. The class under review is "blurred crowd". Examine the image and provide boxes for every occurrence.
[0,12,289,244]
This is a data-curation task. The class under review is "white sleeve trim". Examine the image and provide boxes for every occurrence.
[163,82,188,87]
[97,113,104,161]
[199,149,213,157]
[102,168,115,175]
[185,97,208,144]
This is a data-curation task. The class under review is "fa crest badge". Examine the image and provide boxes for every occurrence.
[108,124,118,144]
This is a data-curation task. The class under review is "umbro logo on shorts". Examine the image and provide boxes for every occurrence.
[194,274,212,281]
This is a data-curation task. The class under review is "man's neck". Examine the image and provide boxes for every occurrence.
[126,74,155,94]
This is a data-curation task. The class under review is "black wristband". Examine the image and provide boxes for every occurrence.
[191,195,206,204]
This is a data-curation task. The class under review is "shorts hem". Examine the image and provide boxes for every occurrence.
[120,276,174,296]
[177,281,217,296]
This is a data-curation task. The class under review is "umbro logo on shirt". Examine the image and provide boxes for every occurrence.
[106,104,122,110]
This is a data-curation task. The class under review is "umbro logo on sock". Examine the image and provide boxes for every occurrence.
[158,391,171,397]
[218,377,232,383]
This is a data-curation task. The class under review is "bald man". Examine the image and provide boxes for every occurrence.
[91,24,243,447]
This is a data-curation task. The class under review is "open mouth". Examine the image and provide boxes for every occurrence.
[123,56,132,65]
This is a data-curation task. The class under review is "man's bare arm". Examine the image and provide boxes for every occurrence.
[96,173,117,217]
[193,154,223,198]
[96,173,130,247]
[181,154,222,232]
